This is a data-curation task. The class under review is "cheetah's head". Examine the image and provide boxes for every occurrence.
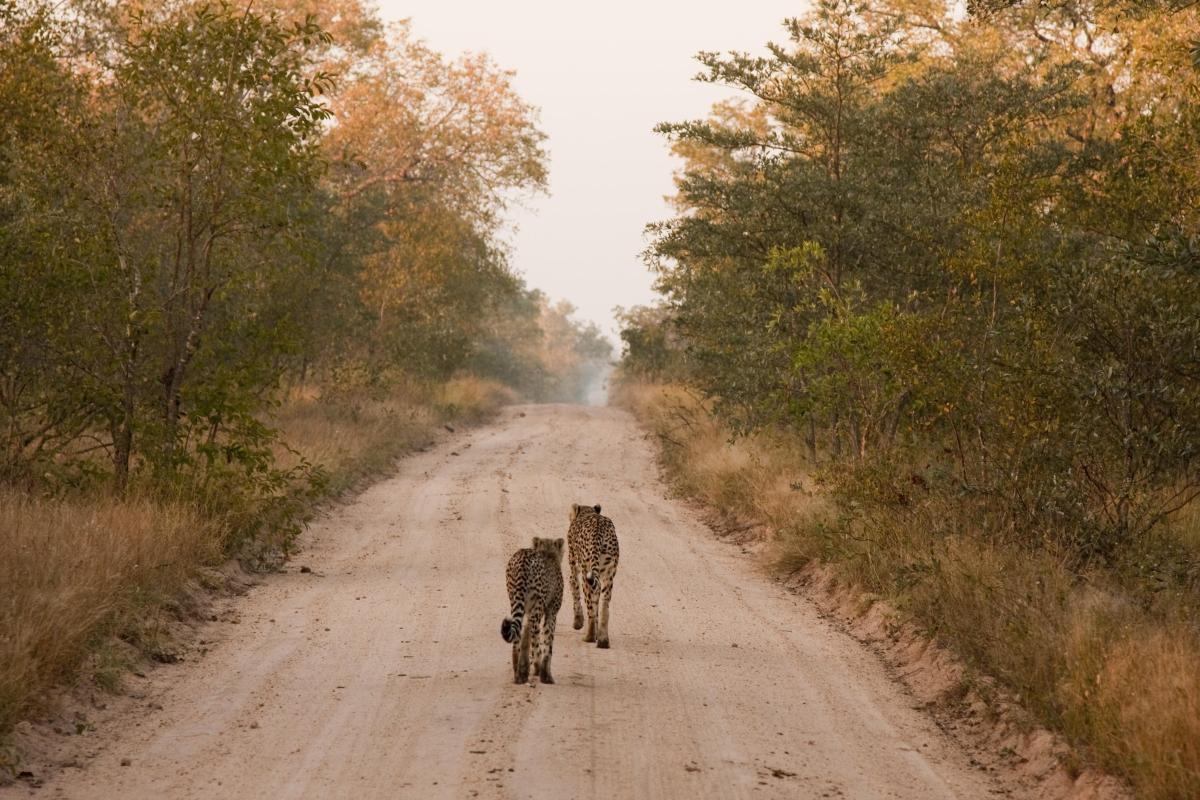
[532,536,565,562]
[569,503,602,522]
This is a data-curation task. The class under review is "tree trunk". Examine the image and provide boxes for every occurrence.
[884,389,913,449]
[112,415,132,492]
[850,414,864,461]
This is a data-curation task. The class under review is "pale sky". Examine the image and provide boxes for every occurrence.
[375,1,806,341]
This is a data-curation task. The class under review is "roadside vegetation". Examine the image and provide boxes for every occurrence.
[0,0,609,751]
[618,1,1200,797]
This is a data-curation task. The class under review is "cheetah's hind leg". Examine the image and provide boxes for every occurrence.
[582,573,598,643]
[539,615,557,684]
[530,615,544,682]
[515,615,533,684]
[569,549,584,630]
[597,569,614,649]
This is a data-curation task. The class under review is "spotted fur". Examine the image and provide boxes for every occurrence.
[567,504,620,648]
[502,536,564,684]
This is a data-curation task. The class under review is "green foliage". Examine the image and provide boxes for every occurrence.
[0,0,600,541]
[636,0,1200,566]
[616,305,683,381]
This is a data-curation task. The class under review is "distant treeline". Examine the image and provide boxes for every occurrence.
[0,0,610,494]
[622,0,1200,563]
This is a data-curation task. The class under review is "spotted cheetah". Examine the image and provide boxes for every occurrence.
[567,504,619,648]
[501,536,564,684]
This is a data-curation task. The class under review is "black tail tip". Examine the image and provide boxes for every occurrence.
[501,616,518,643]
[586,571,599,592]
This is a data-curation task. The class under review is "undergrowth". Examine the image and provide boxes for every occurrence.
[618,381,1200,800]
[0,376,512,751]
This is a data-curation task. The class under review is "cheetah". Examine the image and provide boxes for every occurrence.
[501,536,564,684]
[567,504,619,648]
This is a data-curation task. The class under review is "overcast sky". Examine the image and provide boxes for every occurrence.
[374,1,805,340]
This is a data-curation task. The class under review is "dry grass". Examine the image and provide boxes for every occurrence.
[1058,611,1200,798]
[274,376,513,496]
[618,380,1200,800]
[0,491,220,735]
[436,375,519,424]
[274,384,435,496]
[0,374,515,749]
[1173,499,1200,554]
[616,383,829,537]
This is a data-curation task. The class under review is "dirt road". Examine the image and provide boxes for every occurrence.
[30,405,999,799]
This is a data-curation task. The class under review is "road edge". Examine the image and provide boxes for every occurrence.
[0,412,490,793]
[629,419,1132,800]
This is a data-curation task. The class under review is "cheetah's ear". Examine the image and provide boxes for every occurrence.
[553,537,565,559]
[593,504,601,514]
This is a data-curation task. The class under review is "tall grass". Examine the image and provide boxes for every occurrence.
[436,375,519,424]
[618,381,1200,800]
[0,492,219,734]
[0,375,514,745]
[274,376,515,496]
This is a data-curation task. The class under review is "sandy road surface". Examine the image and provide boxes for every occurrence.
[26,405,999,800]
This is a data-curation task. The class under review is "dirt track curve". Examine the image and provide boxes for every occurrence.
[24,404,1000,800]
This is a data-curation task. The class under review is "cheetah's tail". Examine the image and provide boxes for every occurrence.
[501,607,524,644]
[586,570,599,592]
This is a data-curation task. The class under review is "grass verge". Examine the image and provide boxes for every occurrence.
[0,494,218,745]
[0,375,512,761]
[617,381,1200,800]
[273,376,516,498]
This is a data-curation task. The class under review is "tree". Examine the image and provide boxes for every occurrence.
[0,2,331,488]
[638,0,1200,558]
